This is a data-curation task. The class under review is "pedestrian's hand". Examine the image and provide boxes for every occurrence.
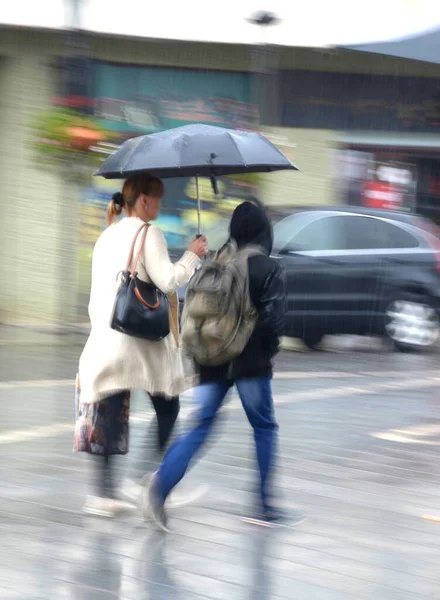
[189,236,208,258]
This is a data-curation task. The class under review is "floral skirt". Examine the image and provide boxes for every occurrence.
[73,374,130,455]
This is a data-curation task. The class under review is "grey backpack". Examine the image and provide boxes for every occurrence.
[181,240,263,366]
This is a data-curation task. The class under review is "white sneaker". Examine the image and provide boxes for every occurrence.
[140,472,209,508]
[83,496,136,518]
[140,473,209,521]
[120,478,143,506]
[147,472,169,532]
[167,484,210,509]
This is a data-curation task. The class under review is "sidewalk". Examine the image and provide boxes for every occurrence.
[1,355,440,598]
[0,324,399,353]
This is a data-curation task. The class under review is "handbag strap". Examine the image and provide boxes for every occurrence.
[125,223,149,275]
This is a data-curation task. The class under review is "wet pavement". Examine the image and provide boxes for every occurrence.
[1,332,440,598]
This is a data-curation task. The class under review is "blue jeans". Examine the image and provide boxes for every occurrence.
[157,377,278,512]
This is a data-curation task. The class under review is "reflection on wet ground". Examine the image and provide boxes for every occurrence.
[1,337,440,598]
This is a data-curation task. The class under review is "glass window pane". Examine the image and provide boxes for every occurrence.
[273,213,315,252]
[288,216,345,251]
[344,216,419,250]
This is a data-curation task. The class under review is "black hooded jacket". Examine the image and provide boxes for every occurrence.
[198,201,286,383]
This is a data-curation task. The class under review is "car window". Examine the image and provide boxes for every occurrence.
[344,216,419,250]
[272,213,315,252]
[286,216,346,251]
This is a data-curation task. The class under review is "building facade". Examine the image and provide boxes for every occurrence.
[1,26,440,324]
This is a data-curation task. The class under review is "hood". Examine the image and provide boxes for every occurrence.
[229,201,273,255]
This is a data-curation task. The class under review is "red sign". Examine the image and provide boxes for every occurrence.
[361,181,403,210]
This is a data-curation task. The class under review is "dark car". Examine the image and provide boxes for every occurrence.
[273,207,440,352]
[175,208,287,315]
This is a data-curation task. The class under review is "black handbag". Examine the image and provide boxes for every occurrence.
[110,223,170,340]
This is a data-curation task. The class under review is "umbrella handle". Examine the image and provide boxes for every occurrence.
[195,176,217,237]
[196,175,202,236]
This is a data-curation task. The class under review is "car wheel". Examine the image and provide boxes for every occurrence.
[301,332,324,351]
[384,293,439,352]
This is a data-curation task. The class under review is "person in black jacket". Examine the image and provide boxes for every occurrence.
[148,201,286,530]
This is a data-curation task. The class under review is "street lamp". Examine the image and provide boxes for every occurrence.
[57,0,89,328]
[247,11,281,129]
[247,11,280,27]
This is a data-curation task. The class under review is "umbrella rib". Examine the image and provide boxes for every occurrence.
[226,131,247,168]
[177,135,185,173]
[256,133,293,163]
[120,137,147,174]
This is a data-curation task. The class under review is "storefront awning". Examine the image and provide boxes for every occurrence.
[340,26,440,64]
[334,131,440,151]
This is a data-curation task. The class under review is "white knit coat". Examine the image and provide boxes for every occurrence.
[78,217,201,404]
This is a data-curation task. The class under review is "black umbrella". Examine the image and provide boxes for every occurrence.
[340,27,440,64]
[94,124,297,233]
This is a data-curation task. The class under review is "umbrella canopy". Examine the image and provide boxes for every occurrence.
[94,124,297,179]
[340,26,440,64]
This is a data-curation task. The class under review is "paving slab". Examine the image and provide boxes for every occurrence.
[1,345,440,598]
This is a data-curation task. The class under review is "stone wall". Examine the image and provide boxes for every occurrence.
[0,40,67,325]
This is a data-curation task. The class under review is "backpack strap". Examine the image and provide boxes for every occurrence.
[214,240,264,264]
[236,244,265,260]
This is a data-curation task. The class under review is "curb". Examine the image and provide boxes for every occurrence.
[280,337,307,352]
[0,323,89,346]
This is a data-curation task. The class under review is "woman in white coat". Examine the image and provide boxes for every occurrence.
[79,172,208,516]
